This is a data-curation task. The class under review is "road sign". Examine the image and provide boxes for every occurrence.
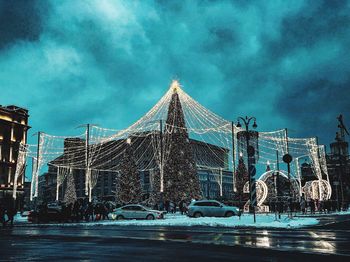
[283,154,293,164]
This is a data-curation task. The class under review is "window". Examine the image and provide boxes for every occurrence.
[195,201,221,207]
[194,202,210,206]
[123,205,144,211]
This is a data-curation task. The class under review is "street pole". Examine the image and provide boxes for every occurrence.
[34,131,41,210]
[159,120,164,209]
[339,156,345,210]
[207,172,210,199]
[276,150,280,219]
[236,116,257,223]
[315,136,323,204]
[231,122,236,193]
[285,128,292,218]
[86,124,90,201]
[245,123,255,222]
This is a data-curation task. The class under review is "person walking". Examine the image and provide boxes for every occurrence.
[0,202,6,228]
[6,205,16,227]
[310,199,315,214]
[300,197,306,214]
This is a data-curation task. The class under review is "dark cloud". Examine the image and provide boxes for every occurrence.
[0,0,350,147]
[0,0,46,50]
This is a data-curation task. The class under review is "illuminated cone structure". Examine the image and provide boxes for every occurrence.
[163,86,202,203]
[116,143,142,204]
[235,157,249,203]
[64,172,77,204]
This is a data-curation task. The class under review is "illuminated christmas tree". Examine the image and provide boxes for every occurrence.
[115,140,142,204]
[235,156,249,203]
[163,81,202,203]
[63,171,77,204]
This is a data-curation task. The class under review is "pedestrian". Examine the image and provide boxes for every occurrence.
[169,201,175,213]
[179,200,187,215]
[73,201,80,222]
[6,205,16,227]
[0,202,6,228]
[85,203,94,222]
[300,198,306,214]
[310,199,315,214]
[165,200,170,213]
[101,202,109,220]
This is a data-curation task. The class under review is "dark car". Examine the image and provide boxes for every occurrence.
[28,207,63,223]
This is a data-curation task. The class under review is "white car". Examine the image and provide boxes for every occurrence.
[187,200,240,218]
[111,204,164,220]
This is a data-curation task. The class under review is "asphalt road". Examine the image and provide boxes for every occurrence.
[1,214,350,261]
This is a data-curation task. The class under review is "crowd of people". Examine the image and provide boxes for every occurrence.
[267,198,349,215]
[153,199,189,215]
[37,199,114,223]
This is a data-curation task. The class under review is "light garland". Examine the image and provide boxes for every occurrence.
[17,80,331,203]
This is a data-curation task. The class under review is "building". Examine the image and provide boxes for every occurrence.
[39,132,234,203]
[326,115,350,208]
[0,105,30,208]
[300,162,315,185]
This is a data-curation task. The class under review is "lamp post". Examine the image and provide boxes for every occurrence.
[236,116,257,223]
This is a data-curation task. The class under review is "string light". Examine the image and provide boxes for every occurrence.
[16,80,331,202]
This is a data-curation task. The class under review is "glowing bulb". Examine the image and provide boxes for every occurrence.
[170,80,180,93]
[239,152,243,157]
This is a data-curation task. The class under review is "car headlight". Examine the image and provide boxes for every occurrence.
[111,214,116,220]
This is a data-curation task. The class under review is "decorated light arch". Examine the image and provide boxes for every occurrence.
[12,80,332,204]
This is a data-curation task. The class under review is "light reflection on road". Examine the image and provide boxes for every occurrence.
[2,225,350,256]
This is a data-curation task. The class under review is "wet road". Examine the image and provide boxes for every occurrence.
[1,215,350,261]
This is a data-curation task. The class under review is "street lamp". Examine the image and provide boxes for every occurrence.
[236,116,258,223]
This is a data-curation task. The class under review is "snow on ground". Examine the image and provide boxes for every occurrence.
[27,213,318,229]
[97,213,319,228]
[14,210,350,228]
[296,209,350,217]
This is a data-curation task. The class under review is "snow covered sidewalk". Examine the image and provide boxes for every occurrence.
[78,213,319,229]
[14,213,319,228]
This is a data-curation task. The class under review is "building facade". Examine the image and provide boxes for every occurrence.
[326,115,350,208]
[0,105,30,207]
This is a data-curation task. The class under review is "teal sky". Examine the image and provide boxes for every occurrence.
[1,0,350,148]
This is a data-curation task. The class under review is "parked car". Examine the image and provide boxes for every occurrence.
[28,207,63,223]
[187,200,240,218]
[110,204,165,220]
[21,210,32,218]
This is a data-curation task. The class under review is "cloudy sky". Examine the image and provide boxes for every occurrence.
[1,0,350,147]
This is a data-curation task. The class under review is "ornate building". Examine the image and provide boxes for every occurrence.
[0,105,30,207]
[326,115,350,209]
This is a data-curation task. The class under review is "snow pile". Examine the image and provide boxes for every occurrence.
[87,213,318,228]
